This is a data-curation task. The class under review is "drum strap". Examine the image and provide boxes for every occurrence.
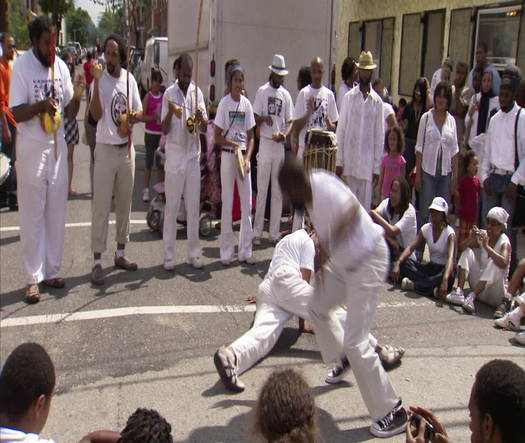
[223,102,240,139]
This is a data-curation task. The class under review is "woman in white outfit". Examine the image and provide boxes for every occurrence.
[447,207,511,314]
[214,64,256,264]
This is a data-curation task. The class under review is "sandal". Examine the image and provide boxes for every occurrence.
[377,344,405,366]
[42,278,66,289]
[24,284,40,304]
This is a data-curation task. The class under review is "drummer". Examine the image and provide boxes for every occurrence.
[291,57,338,231]
[336,50,384,210]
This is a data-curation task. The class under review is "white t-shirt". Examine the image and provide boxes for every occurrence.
[266,229,315,277]
[421,223,455,265]
[308,170,383,270]
[376,198,417,250]
[9,50,73,144]
[214,93,255,150]
[337,82,352,112]
[252,82,294,140]
[94,68,142,145]
[383,102,395,126]
[0,427,54,443]
[293,85,338,148]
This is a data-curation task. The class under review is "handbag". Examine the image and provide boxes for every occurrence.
[513,108,525,228]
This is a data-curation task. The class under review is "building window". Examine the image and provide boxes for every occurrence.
[448,8,475,69]
[399,13,423,96]
[348,21,362,61]
[422,9,446,82]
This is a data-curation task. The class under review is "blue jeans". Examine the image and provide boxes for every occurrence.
[419,171,451,227]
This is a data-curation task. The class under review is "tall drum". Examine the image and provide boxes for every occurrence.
[303,129,338,172]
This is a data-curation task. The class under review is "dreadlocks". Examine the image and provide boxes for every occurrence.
[117,408,173,443]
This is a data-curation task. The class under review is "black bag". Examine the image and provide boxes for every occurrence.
[513,108,525,228]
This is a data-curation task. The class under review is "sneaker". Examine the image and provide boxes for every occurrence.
[213,346,245,392]
[252,236,261,246]
[142,187,150,202]
[114,255,138,271]
[401,278,414,291]
[325,357,350,384]
[463,293,476,314]
[187,256,203,269]
[494,297,513,319]
[446,287,465,306]
[240,256,256,265]
[163,260,175,271]
[24,284,40,304]
[91,264,105,286]
[494,309,522,331]
[514,331,525,345]
[221,257,236,266]
[377,345,405,366]
[369,400,408,438]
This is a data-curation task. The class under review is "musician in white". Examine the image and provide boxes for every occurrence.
[214,64,256,265]
[161,54,207,270]
[336,51,384,210]
[9,16,83,303]
[252,55,294,245]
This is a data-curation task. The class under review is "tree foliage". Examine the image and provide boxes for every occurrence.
[7,0,31,49]
[97,6,126,43]
[38,0,73,31]
[66,7,97,47]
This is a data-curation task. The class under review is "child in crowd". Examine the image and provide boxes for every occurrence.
[254,369,318,443]
[458,151,481,246]
[379,126,406,200]
[396,97,407,124]
[142,69,164,202]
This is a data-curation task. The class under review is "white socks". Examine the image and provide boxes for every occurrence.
[115,249,125,258]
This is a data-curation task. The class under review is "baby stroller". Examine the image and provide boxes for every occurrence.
[146,140,214,238]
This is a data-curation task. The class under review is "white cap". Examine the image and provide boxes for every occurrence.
[487,207,509,229]
[428,197,448,214]
[269,54,288,76]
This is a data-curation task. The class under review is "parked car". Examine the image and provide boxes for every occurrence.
[138,36,168,96]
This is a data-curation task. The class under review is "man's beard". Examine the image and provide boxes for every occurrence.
[360,76,371,87]
[107,63,116,74]
[33,47,51,67]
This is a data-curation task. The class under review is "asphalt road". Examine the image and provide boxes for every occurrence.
[1,100,524,443]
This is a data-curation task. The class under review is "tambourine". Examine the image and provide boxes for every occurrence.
[118,113,131,137]
[40,111,62,134]
[235,149,246,180]
[186,115,196,134]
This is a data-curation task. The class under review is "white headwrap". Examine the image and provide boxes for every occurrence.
[487,207,509,229]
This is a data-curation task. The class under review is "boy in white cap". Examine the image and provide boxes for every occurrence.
[252,55,294,245]
[447,207,511,314]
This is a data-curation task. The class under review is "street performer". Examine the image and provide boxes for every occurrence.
[89,34,143,285]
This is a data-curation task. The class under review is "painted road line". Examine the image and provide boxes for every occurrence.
[0,301,426,328]
[0,219,148,233]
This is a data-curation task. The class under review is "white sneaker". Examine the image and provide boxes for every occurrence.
[163,260,175,271]
[142,187,150,202]
[446,287,465,305]
[240,256,256,265]
[401,278,414,291]
[252,236,261,246]
[187,256,203,269]
[514,331,525,345]
[325,357,350,384]
[494,308,522,331]
[463,293,476,314]
[214,346,245,392]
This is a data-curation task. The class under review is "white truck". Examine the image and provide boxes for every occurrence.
[167,0,339,104]
[137,36,169,96]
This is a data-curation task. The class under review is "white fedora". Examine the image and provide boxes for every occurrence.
[269,54,288,76]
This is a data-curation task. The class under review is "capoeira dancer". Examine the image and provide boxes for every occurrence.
[291,57,338,231]
[89,34,143,285]
[214,64,256,265]
[252,54,294,245]
[213,228,404,393]
[277,159,407,438]
[161,54,207,271]
[9,16,83,302]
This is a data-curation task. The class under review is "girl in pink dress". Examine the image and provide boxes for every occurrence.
[380,126,406,199]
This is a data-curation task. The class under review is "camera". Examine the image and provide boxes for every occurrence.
[410,413,435,440]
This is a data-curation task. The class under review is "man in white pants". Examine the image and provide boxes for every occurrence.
[161,54,207,270]
[214,228,404,393]
[336,51,384,210]
[278,160,407,438]
[252,55,294,245]
[9,16,83,303]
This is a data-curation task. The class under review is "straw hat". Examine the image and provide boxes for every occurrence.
[356,51,377,70]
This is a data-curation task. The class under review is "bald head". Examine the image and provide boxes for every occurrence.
[310,57,324,88]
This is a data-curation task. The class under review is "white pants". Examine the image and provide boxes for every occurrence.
[220,151,252,261]
[308,239,399,421]
[253,138,284,239]
[163,157,201,262]
[16,135,68,284]
[343,175,373,210]
[459,248,507,306]
[230,265,378,375]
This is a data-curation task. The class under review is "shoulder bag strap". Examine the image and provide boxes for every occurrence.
[515,107,522,171]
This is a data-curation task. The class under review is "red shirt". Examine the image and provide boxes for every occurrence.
[459,174,481,223]
[0,57,16,127]
[83,59,94,85]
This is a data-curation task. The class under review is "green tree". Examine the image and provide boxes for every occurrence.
[7,0,30,49]
[97,6,126,42]
[66,7,96,47]
[39,0,73,33]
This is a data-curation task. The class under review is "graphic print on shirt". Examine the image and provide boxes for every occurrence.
[229,110,246,145]
[111,92,128,127]
[309,97,327,128]
[267,96,283,116]
[32,78,65,108]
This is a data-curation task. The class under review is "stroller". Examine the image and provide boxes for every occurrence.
[146,138,214,238]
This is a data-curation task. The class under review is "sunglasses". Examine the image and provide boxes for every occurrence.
[486,218,501,226]
[7,44,16,49]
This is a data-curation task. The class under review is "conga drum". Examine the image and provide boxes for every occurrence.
[303,129,337,172]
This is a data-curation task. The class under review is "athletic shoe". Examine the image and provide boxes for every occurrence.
[463,293,476,314]
[325,357,350,384]
[240,256,256,265]
[213,346,245,392]
[252,236,261,246]
[494,297,512,319]
[163,260,176,271]
[494,308,522,331]
[401,278,414,291]
[187,256,203,269]
[142,187,150,202]
[446,287,465,306]
[369,400,408,438]
[514,331,525,345]
[91,264,104,286]
[114,255,138,271]
[377,345,405,366]
[221,257,236,266]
